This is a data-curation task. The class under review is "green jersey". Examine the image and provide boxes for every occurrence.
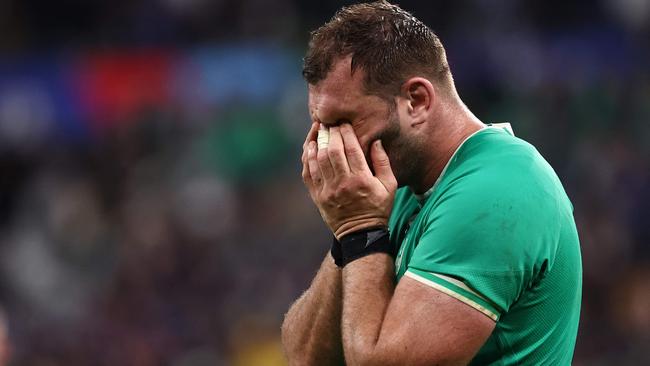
[388,125,582,365]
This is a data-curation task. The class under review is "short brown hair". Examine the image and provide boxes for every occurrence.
[303,1,452,98]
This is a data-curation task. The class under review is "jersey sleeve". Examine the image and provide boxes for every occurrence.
[405,174,547,321]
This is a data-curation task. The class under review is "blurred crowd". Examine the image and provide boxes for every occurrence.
[0,0,648,365]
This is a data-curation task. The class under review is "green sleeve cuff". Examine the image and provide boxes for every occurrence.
[405,267,501,321]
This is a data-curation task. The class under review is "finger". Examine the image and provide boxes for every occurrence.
[371,140,398,192]
[302,123,317,170]
[301,139,308,166]
[307,141,323,185]
[302,144,312,185]
[303,122,319,151]
[327,126,350,176]
[340,123,371,174]
[302,122,318,168]
[317,139,335,182]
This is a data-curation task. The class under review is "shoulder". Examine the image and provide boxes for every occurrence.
[416,129,571,270]
[435,128,571,219]
[404,129,579,316]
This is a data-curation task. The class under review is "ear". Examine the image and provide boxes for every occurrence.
[400,77,435,126]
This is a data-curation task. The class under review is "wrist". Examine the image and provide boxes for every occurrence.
[330,236,343,267]
[334,219,388,241]
[340,227,393,267]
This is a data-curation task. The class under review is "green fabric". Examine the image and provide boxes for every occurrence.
[388,126,582,365]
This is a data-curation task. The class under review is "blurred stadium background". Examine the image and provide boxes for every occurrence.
[0,0,648,365]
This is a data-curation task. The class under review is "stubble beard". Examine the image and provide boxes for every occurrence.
[375,107,427,189]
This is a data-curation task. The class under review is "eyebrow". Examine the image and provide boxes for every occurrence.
[313,103,357,126]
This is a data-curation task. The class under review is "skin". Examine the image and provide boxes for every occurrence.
[280,122,345,366]
[281,253,344,366]
[282,56,494,365]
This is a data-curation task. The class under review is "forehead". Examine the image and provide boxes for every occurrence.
[308,57,374,119]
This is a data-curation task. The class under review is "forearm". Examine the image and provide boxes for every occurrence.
[281,252,345,365]
[341,253,396,366]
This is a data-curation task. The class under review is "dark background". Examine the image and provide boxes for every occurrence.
[0,0,648,365]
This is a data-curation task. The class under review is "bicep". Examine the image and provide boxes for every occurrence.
[375,275,495,366]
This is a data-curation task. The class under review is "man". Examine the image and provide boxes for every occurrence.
[281,1,582,365]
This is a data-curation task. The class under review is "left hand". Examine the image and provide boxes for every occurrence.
[304,123,398,240]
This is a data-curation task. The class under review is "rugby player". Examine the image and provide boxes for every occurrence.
[281,1,582,365]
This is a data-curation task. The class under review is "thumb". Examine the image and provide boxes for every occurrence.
[371,140,397,191]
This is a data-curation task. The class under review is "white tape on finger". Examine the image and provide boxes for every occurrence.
[317,128,330,149]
